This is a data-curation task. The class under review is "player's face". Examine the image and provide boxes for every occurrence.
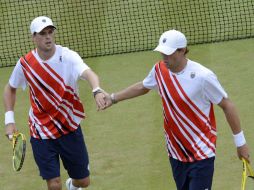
[33,26,55,52]
[162,50,180,64]
[162,48,186,71]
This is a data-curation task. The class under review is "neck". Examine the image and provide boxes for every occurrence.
[36,45,56,61]
[166,58,188,73]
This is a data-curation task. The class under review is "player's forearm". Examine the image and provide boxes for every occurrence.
[221,99,241,134]
[82,69,101,90]
[3,84,16,111]
[114,82,149,102]
[219,98,247,148]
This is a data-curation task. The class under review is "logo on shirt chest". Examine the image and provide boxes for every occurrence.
[190,72,196,79]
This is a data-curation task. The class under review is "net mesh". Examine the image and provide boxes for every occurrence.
[1,0,254,67]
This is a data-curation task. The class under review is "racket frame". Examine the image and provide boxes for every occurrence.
[241,158,254,190]
[12,132,26,171]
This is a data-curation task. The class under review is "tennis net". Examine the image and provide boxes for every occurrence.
[0,0,253,67]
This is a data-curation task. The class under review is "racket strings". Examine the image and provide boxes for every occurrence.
[14,140,23,161]
[242,159,254,190]
[13,134,26,171]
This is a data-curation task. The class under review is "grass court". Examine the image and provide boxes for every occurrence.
[0,38,254,189]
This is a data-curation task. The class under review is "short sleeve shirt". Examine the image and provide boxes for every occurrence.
[143,60,228,116]
[9,45,90,93]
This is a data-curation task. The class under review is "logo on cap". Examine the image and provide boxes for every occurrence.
[163,38,167,43]
[42,19,46,23]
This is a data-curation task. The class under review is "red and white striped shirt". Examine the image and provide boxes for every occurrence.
[143,60,227,162]
[9,45,89,139]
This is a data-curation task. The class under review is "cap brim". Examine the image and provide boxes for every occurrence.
[33,25,56,33]
[153,45,177,55]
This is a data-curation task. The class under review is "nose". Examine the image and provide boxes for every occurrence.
[45,33,51,38]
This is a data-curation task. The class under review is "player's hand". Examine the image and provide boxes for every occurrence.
[94,91,114,111]
[94,91,107,111]
[237,144,250,163]
[104,93,113,108]
[5,123,17,141]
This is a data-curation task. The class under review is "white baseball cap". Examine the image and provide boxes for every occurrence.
[30,16,56,34]
[154,29,187,55]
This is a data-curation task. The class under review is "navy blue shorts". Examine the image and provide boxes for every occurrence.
[169,157,215,190]
[30,127,90,180]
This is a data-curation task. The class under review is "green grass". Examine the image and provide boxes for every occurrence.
[0,38,254,190]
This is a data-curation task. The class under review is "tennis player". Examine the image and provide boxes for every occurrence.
[3,16,106,190]
[105,29,250,190]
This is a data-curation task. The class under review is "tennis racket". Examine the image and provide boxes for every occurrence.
[241,158,254,190]
[12,132,26,171]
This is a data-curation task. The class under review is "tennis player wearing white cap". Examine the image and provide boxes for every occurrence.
[3,16,107,190]
[104,29,250,190]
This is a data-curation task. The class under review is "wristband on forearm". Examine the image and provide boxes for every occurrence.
[110,93,118,104]
[233,131,246,147]
[5,111,15,125]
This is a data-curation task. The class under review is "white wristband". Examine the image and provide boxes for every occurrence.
[110,93,117,104]
[5,111,15,125]
[233,131,246,147]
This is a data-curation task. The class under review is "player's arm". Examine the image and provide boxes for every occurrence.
[81,69,107,110]
[81,69,100,90]
[110,81,150,104]
[218,97,250,162]
[3,83,18,139]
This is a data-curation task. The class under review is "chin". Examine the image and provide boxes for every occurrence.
[46,44,54,49]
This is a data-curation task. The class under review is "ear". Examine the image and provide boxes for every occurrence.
[180,47,188,55]
[181,47,187,53]
[31,34,36,43]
